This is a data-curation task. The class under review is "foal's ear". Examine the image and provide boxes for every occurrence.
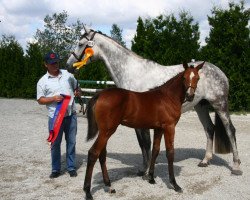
[196,61,205,71]
[183,62,189,70]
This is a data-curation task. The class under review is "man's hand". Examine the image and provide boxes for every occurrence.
[74,88,82,97]
[53,95,64,102]
[38,95,63,105]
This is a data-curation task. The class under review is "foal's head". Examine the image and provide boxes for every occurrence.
[182,61,205,101]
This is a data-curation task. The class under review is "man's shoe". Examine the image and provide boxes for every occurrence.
[68,170,77,177]
[49,172,60,179]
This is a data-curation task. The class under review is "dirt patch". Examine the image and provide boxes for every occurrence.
[0,98,249,199]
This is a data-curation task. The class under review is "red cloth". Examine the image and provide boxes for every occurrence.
[47,95,71,144]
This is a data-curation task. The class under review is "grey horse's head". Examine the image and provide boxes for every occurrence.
[66,26,96,74]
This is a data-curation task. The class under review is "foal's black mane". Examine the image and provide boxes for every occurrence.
[149,70,185,92]
[149,64,196,92]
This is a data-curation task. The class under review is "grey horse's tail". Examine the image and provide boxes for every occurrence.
[86,94,99,141]
[214,113,235,154]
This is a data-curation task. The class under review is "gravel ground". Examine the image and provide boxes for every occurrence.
[0,98,249,200]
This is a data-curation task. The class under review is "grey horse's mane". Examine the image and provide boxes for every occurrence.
[80,29,152,61]
[80,29,125,47]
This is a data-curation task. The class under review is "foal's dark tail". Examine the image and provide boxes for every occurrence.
[214,113,235,154]
[86,94,100,141]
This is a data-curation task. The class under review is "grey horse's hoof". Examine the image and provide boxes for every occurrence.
[198,161,209,167]
[175,186,183,193]
[231,169,243,176]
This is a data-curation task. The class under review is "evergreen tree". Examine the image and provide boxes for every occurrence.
[132,12,200,65]
[131,17,147,57]
[132,17,158,60]
[0,35,24,97]
[22,43,45,98]
[200,1,250,111]
[110,24,126,47]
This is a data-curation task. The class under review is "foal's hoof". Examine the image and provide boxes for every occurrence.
[173,185,183,193]
[104,186,116,194]
[198,161,209,167]
[85,192,93,200]
[110,188,116,193]
[170,182,183,193]
[148,179,156,184]
[231,169,243,176]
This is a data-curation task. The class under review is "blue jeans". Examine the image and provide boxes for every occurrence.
[48,114,77,172]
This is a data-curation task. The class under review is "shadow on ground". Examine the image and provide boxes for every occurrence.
[68,147,229,195]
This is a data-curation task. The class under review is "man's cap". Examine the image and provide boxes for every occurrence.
[44,52,60,64]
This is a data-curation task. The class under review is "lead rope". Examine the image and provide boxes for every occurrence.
[74,77,85,114]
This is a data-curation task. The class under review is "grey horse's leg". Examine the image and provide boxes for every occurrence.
[135,128,151,175]
[194,101,215,167]
[211,101,242,175]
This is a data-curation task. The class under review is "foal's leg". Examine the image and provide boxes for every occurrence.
[135,128,151,175]
[194,102,215,167]
[163,125,182,192]
[99,145,116,193]
[84,134,110,200]
[147,129,163,184]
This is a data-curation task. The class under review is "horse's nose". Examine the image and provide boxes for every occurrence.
[66,64,77,74]
[185,93,194,102]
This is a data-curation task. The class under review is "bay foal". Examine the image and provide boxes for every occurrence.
[84,62,205,199]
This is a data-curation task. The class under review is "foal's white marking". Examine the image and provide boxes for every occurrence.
[189,72,195,86]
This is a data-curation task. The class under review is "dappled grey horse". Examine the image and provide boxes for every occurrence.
[66,27,242,175]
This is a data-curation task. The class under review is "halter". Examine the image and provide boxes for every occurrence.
[183,84,197,103]
[71,30,96,70]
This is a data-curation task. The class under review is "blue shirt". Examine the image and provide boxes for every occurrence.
[37,69,78,118]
